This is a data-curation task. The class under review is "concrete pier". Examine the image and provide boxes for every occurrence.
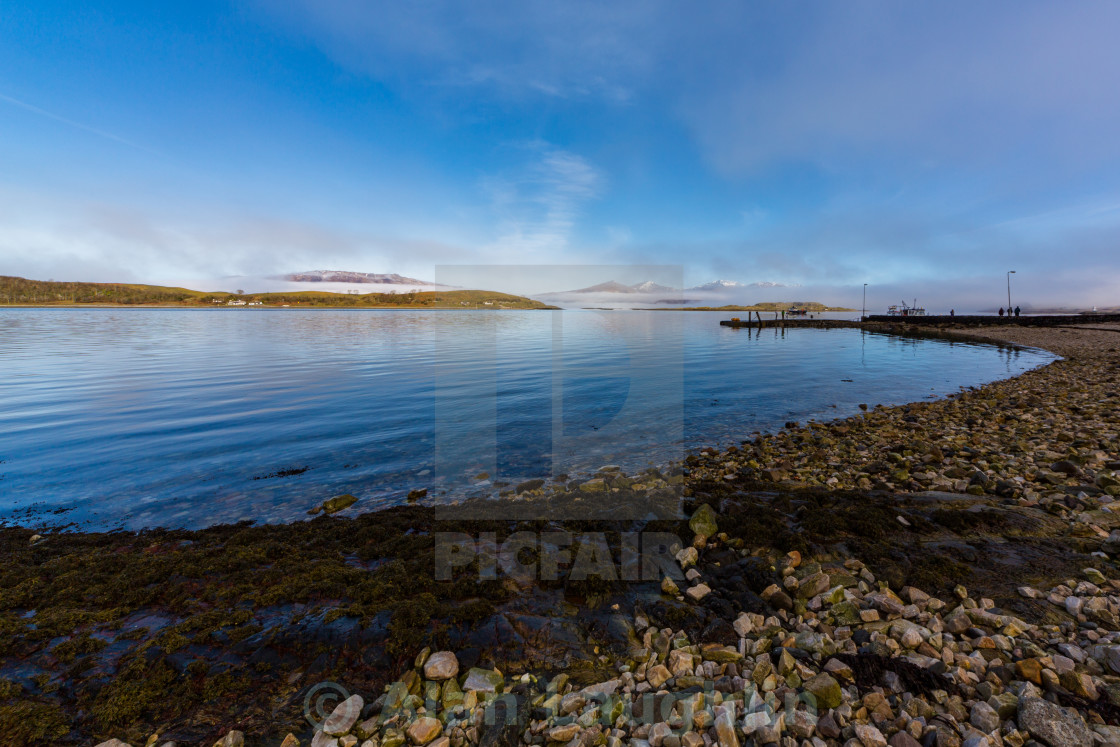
[863,313,1120,326]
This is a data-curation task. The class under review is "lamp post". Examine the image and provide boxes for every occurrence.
[862,283,867,320]
[1007,270,1016,311]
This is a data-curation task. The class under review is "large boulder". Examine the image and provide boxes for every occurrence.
[1018,696,1093,747]
[689,503,719,539]
[462,667,504,693]
[406,716,443,745]
[803,672,843,709]
[322,694,363,736]
[423,651,460,681]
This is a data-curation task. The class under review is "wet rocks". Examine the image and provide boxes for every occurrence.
[688,503,718,539]
[71,325,1120,747]
[687,324,1120,516]
[92,537,1120,747]
[319,494,358,515]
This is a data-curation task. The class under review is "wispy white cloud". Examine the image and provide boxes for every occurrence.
[0,92,159,155]
[249,0,662,102]
[0,188,469,285]
[484,146,603,257]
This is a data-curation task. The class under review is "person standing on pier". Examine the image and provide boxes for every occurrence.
[999,307,1005,317]
[1014,306,1021,317]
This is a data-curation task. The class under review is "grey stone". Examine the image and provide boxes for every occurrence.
[888,733,922,747]
[1017,696,1093,747]
[969,701,1000,733]
[463,667,504,693]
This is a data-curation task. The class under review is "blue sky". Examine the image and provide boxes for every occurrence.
[2,1,1120,308]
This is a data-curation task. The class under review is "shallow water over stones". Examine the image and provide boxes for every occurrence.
[0,309,1052,530]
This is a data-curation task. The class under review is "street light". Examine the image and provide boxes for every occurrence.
[862,283,868,320]
[1007,270,1016,311]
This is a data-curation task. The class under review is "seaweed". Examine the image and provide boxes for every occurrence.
[0,701,70,747]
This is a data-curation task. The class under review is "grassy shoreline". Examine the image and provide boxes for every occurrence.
[4,324,1120,746]
[0,276,557,310]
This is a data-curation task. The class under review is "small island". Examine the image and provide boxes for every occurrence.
[640,301,857,312]
[0,276,558,310]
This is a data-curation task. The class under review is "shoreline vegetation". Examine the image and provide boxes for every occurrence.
[5,323,1120,746]
[0,276,557,310]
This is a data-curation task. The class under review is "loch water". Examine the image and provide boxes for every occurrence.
[0,309,1053,530]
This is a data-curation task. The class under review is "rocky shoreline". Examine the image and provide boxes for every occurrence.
[6,323,1120,746]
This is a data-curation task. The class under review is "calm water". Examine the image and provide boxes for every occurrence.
[0,309,1053,530]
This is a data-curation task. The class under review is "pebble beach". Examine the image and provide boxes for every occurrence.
[13,322,1120,747]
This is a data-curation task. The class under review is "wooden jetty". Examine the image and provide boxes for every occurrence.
[721,312,1120,331]
[719,315,860,329]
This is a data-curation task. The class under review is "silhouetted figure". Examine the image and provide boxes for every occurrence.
[950,309,955,317]
[998,307,1005,317]
[1014,306,1021,317]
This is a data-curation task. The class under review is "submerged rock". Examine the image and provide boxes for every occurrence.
[320,494,358,515]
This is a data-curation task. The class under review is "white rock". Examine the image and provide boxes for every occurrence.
[323,694,364,736]
[423,651,460,681]
[685,583,711,601]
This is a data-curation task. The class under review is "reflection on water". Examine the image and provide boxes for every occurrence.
[0,309,1053,530]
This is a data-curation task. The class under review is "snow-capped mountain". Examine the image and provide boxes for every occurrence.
[548,280,680,295]
[688,280,800,291]
[630,281,679,294]
[282,270,438,285]
[531,277,810,309]
[690,280,745,291]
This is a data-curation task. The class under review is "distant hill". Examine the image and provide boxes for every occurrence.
[745,280,801,288]
[281,270,442,285]
[691,280,744,291]
[689,280,800,290]
[550,280,679,294]
[0,276,555,309]
[541,279,799,296]
[643,301,856,312]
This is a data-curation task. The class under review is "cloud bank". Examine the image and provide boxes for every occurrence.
[1,1,1118,307]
